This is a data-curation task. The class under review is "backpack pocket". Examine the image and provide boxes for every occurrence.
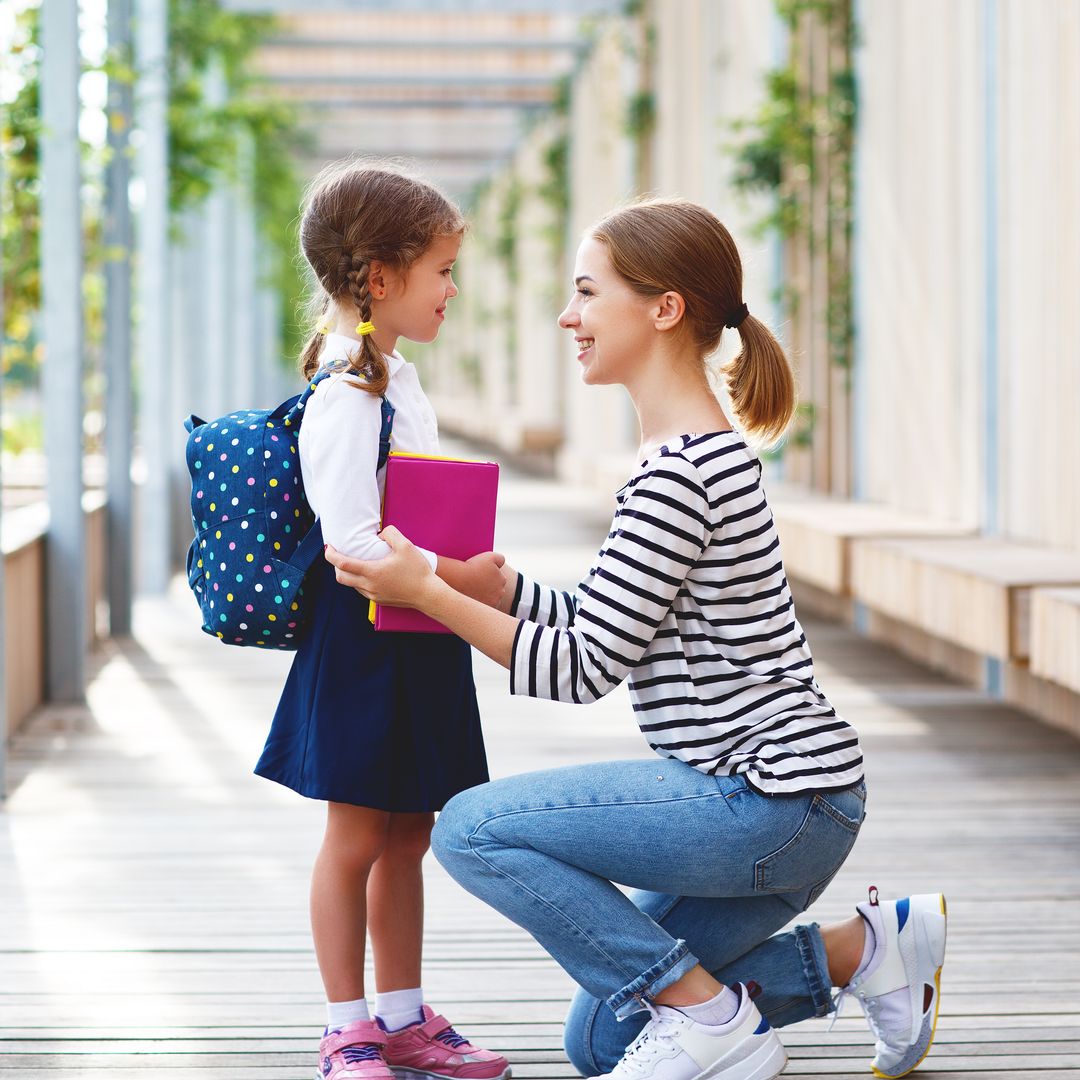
[192,516,308,648]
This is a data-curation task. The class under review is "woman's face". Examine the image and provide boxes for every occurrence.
[557,237,655,386]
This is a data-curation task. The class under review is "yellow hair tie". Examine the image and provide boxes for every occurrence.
[355,320,377,337]
[316,316,332,335]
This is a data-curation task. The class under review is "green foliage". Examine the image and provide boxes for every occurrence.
[729,0,856,374]
[539,132,570,264]
[1,8,42,386]
[494,178,522,285]
[167,0,311,364]
[624,90,656,141]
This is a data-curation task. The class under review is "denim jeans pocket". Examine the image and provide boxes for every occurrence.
[754,794,863,906]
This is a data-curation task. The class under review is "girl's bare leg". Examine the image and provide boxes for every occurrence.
[311,801,391,1002]
[368,811,435,993]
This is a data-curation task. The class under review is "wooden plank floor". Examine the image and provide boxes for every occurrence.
[2,451,1079,1078]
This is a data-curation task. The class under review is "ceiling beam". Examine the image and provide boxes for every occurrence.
[222,0,619,12]
[262,36,586,51]
[267,72,558,87]
[276,96,550,110]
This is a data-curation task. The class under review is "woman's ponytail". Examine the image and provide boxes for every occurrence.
[720,314,796,445]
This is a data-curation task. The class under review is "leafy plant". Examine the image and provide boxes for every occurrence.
[730,0,856,374]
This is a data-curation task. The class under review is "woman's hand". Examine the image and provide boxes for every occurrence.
[328,529,520,669]
[325,527,437,609]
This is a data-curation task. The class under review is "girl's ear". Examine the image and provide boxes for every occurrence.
[653,290,686,332]
[368,260,388,300]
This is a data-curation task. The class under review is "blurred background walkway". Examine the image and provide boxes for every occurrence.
[2,444,1079,1077]
[2,1,1080,1074]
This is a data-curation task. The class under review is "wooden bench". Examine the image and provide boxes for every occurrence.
[769,488,973,595]
[850,537,1080,662]
[1031,587,1080,694]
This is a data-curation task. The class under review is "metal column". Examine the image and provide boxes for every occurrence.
[105,0,135,633]
[41,0,87,702]
[135,0,171,593]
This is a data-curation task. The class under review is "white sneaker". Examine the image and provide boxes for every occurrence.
[589,983,787,1080]
[837,888,947,1078]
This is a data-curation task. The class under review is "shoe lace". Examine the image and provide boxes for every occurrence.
[435,1026,471,1050]
[831,987,894,1051]
[611,1006,686,1079]
[340,1043,384,1065]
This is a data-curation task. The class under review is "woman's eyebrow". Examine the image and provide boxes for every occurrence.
[574,275,597,286]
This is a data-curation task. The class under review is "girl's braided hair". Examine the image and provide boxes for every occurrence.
[297,160,465,393]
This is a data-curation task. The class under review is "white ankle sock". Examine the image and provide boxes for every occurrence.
[375,987,425,1032]
[850,913,878,983]
[327,996,370,1029]
[674,985,741,1027]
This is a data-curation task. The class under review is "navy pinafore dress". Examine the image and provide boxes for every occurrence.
[255,386,490,812]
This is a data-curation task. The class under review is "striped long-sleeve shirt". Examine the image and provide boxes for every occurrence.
[509,431,863,796]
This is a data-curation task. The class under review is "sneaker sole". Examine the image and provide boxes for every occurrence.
[871,893,947,1079]
[389,1068,512,1080]
[697,1030,788,1080]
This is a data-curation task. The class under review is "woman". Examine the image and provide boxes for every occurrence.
[325,199,947,1080]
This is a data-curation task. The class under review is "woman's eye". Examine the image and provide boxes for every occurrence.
[577,287,592,297]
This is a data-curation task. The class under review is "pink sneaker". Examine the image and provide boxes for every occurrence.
[318,1020,395,1080]
[382,1005,511,1080]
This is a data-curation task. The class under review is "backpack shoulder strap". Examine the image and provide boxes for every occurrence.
[377,396,395,471]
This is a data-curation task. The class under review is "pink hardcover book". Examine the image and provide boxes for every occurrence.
[369,451,500,634]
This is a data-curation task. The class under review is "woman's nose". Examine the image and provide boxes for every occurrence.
[558,304,578,329]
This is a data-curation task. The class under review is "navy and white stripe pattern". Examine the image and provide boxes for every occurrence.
[509,432,863,796]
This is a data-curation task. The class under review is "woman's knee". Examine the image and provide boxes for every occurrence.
[431,787,485,871]
[564,987,631,1077]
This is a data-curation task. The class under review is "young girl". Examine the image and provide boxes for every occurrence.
[325,198,948,1080]
[254,161,512,1080]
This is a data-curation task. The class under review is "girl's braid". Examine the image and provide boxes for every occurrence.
[343,251,388,393]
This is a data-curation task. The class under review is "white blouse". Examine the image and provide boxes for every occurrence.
[298,333,439,568]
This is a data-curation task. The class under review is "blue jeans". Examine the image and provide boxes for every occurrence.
[431,759,866,1076]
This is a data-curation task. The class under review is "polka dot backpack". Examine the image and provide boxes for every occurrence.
[183,364,394,648]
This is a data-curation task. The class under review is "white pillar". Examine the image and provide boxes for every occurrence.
[105,0,135,634]
[231,132,259,407]
[41,0,87,701]
[135,0,171,592]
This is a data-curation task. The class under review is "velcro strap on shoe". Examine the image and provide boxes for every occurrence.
[323,1029,388,1056]
[417,1013,456,1040]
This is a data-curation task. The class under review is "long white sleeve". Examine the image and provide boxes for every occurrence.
[298,370,437,569]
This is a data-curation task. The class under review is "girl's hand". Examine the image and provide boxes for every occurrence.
[497,560,519,614]
[325,528,435,608]
[458,551,508,607]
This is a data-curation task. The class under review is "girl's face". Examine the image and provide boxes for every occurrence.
[557,237,655,386]
[378,233,461,344]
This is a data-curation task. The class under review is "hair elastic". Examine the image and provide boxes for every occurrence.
[355,320,377,337]
[725,302,750,330]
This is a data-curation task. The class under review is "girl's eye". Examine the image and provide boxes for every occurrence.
[442,268,454,276]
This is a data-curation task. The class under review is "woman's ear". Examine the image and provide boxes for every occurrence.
[653,291,686,332]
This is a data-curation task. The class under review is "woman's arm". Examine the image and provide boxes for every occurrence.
[326,529,519,668]
[326,454,711,703]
